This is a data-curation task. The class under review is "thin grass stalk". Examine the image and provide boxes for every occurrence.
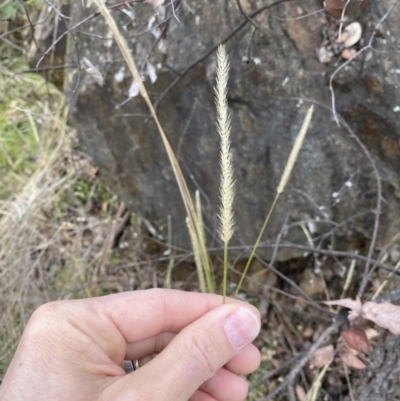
[276,105,314,195]
[195,191,206,254]
[0,105,68,227]
[306,363,330,401]
[343,364,355,401]
[215,45,235,304]
[372,259,400,300]
[339,256,357,302]
[92,0,214,293]
[222,244,229,303]
[186,217,207,293]
[165,215,174,289]
[194,191,209,293]
[234,105,314,297]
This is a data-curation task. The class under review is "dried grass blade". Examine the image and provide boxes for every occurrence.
[92,0,214,293]
[234,106,314,297]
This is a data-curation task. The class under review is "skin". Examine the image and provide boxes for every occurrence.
[0,289,261,401]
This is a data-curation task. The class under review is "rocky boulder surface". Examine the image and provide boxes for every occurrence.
[65,0,400,259]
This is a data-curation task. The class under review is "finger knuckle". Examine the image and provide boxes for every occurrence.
[188,329,220,375]
[31,300,64,321]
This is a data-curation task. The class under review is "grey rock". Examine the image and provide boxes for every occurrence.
[65,0,400,260]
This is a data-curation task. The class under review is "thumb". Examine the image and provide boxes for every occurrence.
[122,303,260,401]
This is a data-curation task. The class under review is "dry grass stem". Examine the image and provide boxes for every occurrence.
[165,215,174,289]
[339,255,357,303]
[343,364,355,401]
[277,105,314,194]
[372,259,400,300]
[186,217,207,293]
[195,191,206,250]
[235,106,314,297]
[306,363,330,401]
[0,100,75,372]
[92,0,214,293]
[300,223,332,309]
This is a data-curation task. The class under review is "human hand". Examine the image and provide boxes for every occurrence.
[0,289,261,401]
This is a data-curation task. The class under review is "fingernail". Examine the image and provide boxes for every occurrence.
[224,307,260,350]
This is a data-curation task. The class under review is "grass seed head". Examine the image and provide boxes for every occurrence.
[215,45,235,244]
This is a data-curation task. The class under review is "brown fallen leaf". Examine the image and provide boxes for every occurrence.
[324,297,362,320]
[310,344,334,368]
[341,328,371,354]
[324,0,368,19]
[338,342,367,370]
[340,350,367,370]
[362,301,400,335]
[324,297,361,309]
[373,29,385,39]
[295,385,307,401]
[341,48,357,59]
[324,0,345,20]
[146,0,164,7]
